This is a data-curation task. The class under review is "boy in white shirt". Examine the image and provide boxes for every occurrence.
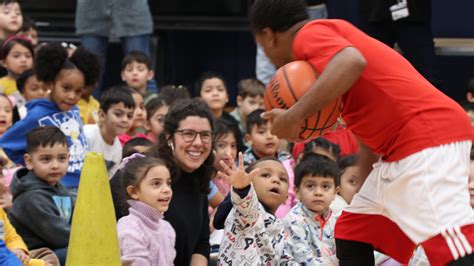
[84,86,135,177]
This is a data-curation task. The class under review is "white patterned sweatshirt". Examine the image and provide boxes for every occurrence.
[218,185,288,265]
[281,202,339,265]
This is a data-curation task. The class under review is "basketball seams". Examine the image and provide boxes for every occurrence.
[298,62,321,140]
[281,66,299,104]
[264,89,275,110]
[320,97,340,131]
[303,97,340,139]
[264,77,278,110]
[307,110,321,139]
[307,61,320,78]
[299,119,310,139]
[263,61,341,141]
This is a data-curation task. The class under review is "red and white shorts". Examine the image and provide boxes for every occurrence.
[335,141,474,265]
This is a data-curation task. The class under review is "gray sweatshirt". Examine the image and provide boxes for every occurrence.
[8,168,75,250]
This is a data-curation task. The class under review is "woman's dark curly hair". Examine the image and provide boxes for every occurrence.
[147,98,215,194]
[34,43,100,87]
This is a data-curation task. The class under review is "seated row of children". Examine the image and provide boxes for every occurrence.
[7,109,474,265]
[1,2,470,265]
[0,37,367,263]
[2,6,470,264]
[0,45,470,263]
[0,36,444,265]
[5,126,360,265]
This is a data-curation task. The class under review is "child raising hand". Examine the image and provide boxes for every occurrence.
[217,153,292,265]
[217,152,259,191]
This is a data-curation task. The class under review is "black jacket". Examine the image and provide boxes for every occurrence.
[164,170,210,266]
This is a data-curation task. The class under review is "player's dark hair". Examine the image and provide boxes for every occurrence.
[249,0,308,32]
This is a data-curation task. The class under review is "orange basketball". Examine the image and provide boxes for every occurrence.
[264,60,342,140]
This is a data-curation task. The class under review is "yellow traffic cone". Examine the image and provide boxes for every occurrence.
[66,152,121,265]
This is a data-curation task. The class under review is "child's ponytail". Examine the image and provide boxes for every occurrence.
[34,43,100,86]
[70,47,101,87]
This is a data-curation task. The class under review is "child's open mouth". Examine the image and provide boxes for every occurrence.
[158,197,170,203]
[269,187,280,195]
[265,143,275,148]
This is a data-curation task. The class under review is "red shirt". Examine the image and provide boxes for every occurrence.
[118,133,150,147]
[292,19,472,161]
[292,126,359,159]
[323,126,359,156]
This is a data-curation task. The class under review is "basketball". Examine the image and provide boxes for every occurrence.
[264,60,342,140]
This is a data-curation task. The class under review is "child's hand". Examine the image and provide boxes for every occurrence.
[217,152,260,189]
[12,248,29,264]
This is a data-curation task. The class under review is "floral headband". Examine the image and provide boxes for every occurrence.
[118,153,146,170]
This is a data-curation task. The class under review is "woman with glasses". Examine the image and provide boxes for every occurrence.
[147,98,215,266]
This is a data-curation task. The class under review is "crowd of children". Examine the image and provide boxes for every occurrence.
[0,0,471,265]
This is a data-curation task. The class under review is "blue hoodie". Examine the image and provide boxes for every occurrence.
[0,99,88,187]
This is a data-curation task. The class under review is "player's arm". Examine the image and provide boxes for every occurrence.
[263,47,366,141]
[292,47,365,119]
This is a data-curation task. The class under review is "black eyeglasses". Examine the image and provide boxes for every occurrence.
[175,129,212,144]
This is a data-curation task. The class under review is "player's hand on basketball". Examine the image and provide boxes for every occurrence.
[261,108,303,142]
[217,152,260,189]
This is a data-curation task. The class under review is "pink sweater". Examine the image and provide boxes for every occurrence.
[117,200,176,266]
[275,159,297,218]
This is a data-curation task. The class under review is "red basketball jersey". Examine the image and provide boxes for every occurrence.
[292,19,473,161]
